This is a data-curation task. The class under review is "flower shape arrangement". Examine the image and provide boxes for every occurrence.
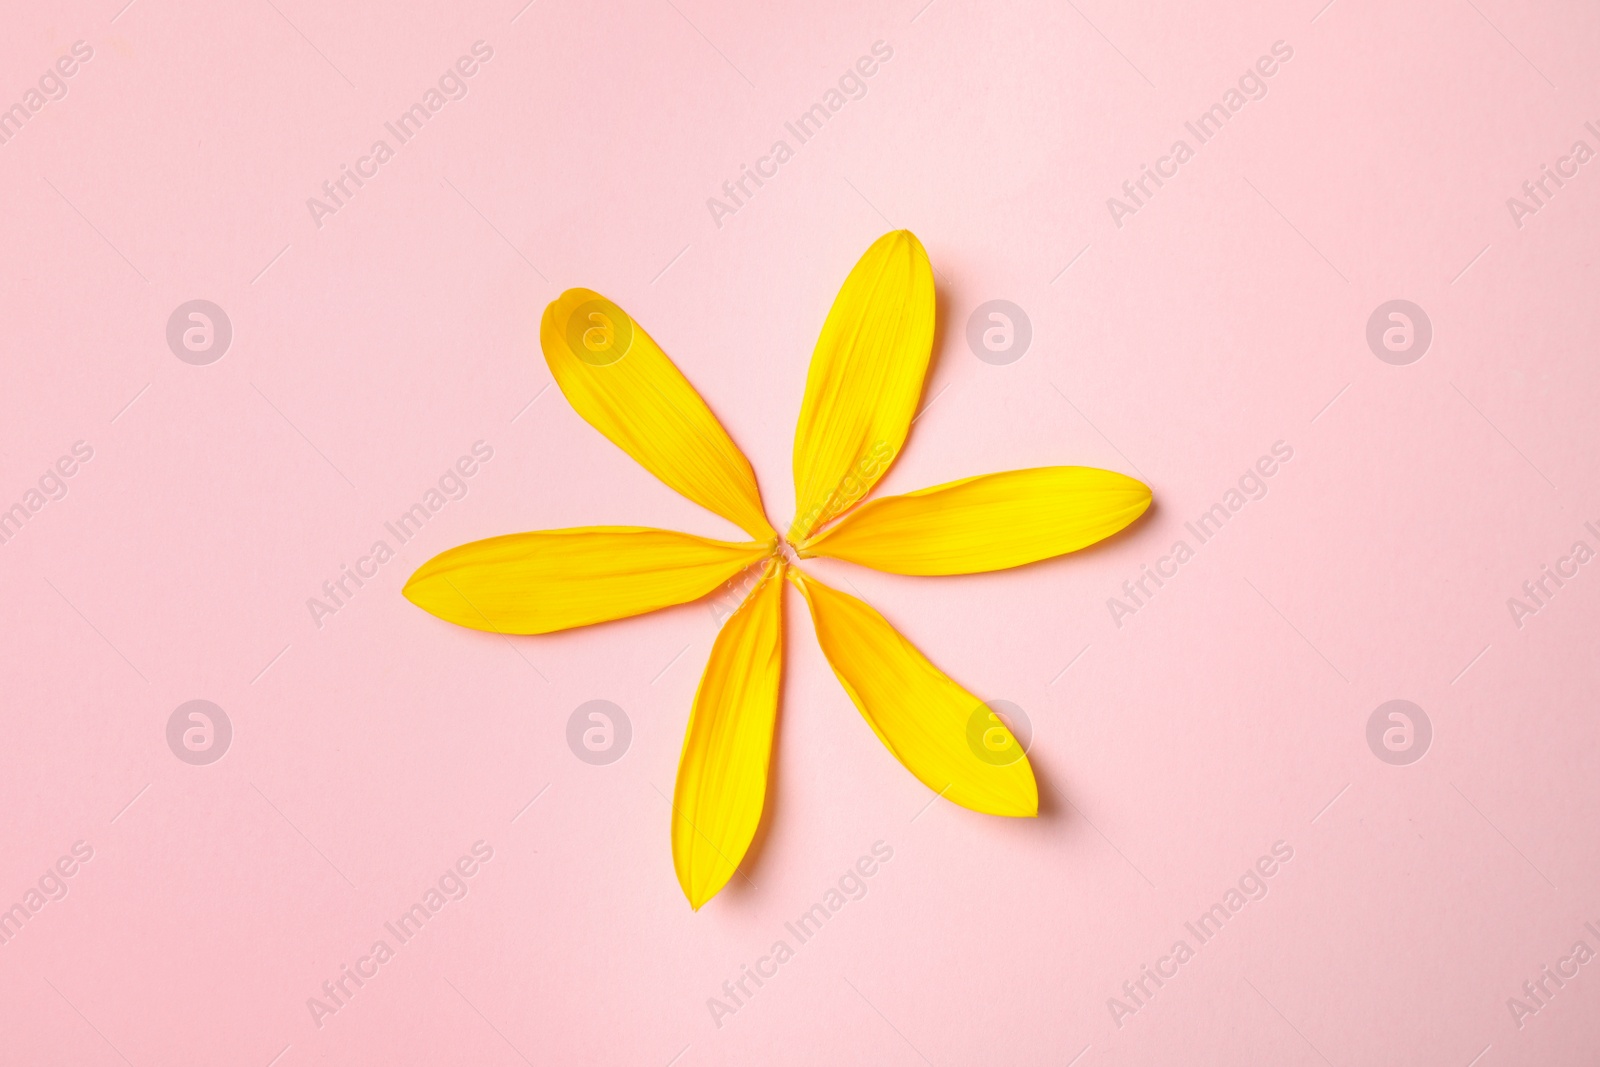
[404,231,1150,909]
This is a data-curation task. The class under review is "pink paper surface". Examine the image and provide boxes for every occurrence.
[4,1,1598,1063]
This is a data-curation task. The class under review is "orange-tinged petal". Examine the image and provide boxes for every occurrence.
[788,568,1036,817]
[789,231,936,542]
[672,560,785,909]
[541,289,776,541]
[403,527,767,634]
[800,466,1151,575]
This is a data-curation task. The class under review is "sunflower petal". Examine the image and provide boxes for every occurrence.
[800,466,1151,575]
[788,569,1036,817]
[672,561,785,910]
[541,289,776,541]
[789,231,936,542]
[403,527,767,634]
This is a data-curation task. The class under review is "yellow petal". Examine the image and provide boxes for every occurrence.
[800,466,1151,575]
[789,231,936,542]
[672,561,785,910]
[788,569,1036,817]
[403,527,768,634]
[541,289,776,541]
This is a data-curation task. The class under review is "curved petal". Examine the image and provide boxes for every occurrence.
[789,231,936,542]
[541,289,776,541]
[788,569,1036,817]
[672,561,785,910]
[403,527,768,634]
[800,467,1151,575]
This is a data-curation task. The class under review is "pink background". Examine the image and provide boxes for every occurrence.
[4,0,1599,1063]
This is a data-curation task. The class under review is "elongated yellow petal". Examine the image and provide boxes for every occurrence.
[403,527,767,634]
[541,289,776,541]
[672,561,785,910]
[800,467,1151,575]
[788,569,1036,817]
[789,231,935,542]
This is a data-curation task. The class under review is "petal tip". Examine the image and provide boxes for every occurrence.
[992,793,1039,819]
[863,229,930,275]
[546,286,601,312]
[677,869,724,912]
[987,780,1040,819]
[399,568,433,609]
